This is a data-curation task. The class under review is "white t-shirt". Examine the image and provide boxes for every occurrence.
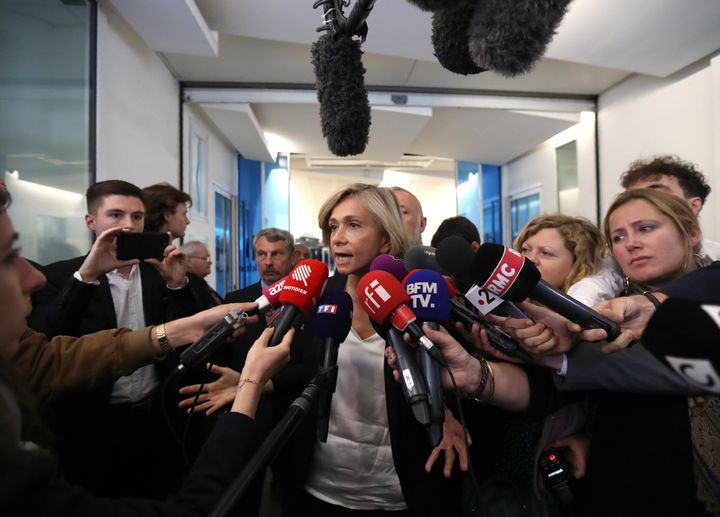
[304,329,406,510]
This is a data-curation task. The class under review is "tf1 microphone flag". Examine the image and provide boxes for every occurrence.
[312,288,354,442]
[269,259,329,347]
[643,298,720,394]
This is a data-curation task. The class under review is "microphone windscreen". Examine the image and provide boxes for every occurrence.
[357,270,410,324]
[370,254,409,281]
[404,269,451,323]
[643,299,720,385]
[468,0,572,77]
[261,276,287,309]
[436,235,475,285]
[311,288,353,341]
[405,0,465,11]
[404,245,444,273]
[432,1,486,75]
[279,259,329,314]
[471,243,540,302]
[311,33,370,156]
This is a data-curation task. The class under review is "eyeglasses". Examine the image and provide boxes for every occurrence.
[188,255,212,263]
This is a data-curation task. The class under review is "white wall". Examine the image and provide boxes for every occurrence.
[96,2,179,187]
[502,112,598,242]
[182,104,238,289]
[597,56,720,240]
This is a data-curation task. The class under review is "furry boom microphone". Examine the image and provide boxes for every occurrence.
[406,0,465,11]
[432,0,485,75]
[467,0,573,77]
[311,33,370,157]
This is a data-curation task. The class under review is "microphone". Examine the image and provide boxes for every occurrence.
[643,298,720,393]
[269,259,329,346]
[470,244,621,340]
[252,276,286,315]
[445,275,535,363]
[432,0,486,75]
[312,289,354,442]
[357,270,446,366]
[311,0,374,157]
[178,310,248,372]
[370,254,433,427]
[403,244,447,275]
[370,254,408,281]
[467,0,572,77]
[436,236,527,318]
[405,0,465,11]
[403,269,451,446]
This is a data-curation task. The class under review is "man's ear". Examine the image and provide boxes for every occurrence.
[163,210,173,223]
[688,196,703,215]
[85,213,95,231]
[420,216,427,234]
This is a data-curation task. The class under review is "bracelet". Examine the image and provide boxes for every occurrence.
[642,291,662,309]
[154,324,172,356]
[467,355,493,403]
[237,378,259,391]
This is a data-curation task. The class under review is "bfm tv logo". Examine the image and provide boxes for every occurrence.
[316,304,338,315]
[406,281,437,309]
[363,279,391,315]
[481,248,523,297]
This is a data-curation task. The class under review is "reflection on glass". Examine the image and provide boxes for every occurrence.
[0,0,93,263]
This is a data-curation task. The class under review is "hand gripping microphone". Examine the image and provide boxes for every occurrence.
[643,298,720,394]
[357,270,446,366]
[470,244,621,340]
[370,255,432,427]
[269,259,329,346]
[403,269,451,446]
[444,277,536,363]
[178,309,248,372]
[312,289,354,442]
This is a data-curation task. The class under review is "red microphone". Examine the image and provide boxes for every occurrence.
[254,276,287,314]
[269,259,329,346]
[357,270,446,365]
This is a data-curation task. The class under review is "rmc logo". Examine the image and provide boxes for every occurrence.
[482,248,523,297]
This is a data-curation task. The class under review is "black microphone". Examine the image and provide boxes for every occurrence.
[467,0,572,77]
[471,244,621,340]
[405,0,465,11]
[311,1,373,157]
[387,327,432,426]
[178,310,248,372]
[312,289,354,442]
[432,0,486,75]
[643,298,720,393]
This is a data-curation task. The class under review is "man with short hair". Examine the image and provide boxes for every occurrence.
[142,182,192,239]
[28,179,197,499]
[223,227,296,517]
[181,240,213,278]
[431,216,481,251]
[391,187,427,246]
[568,155,719,305]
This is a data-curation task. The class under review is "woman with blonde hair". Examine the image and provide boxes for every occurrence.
[514,213,605,293]
[275,183,462,517]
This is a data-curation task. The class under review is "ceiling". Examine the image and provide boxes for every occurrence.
[104,0,720,167]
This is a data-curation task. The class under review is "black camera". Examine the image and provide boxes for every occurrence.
[539,446,572,505]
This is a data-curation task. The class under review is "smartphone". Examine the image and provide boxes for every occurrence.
[116,232,170,261]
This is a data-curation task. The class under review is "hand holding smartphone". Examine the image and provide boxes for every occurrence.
[116,232,170,261]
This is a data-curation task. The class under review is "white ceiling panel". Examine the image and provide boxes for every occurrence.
[198,103,274,162]
[545,0,720,77]
[106,0,218,56]
[407,108,577,164]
